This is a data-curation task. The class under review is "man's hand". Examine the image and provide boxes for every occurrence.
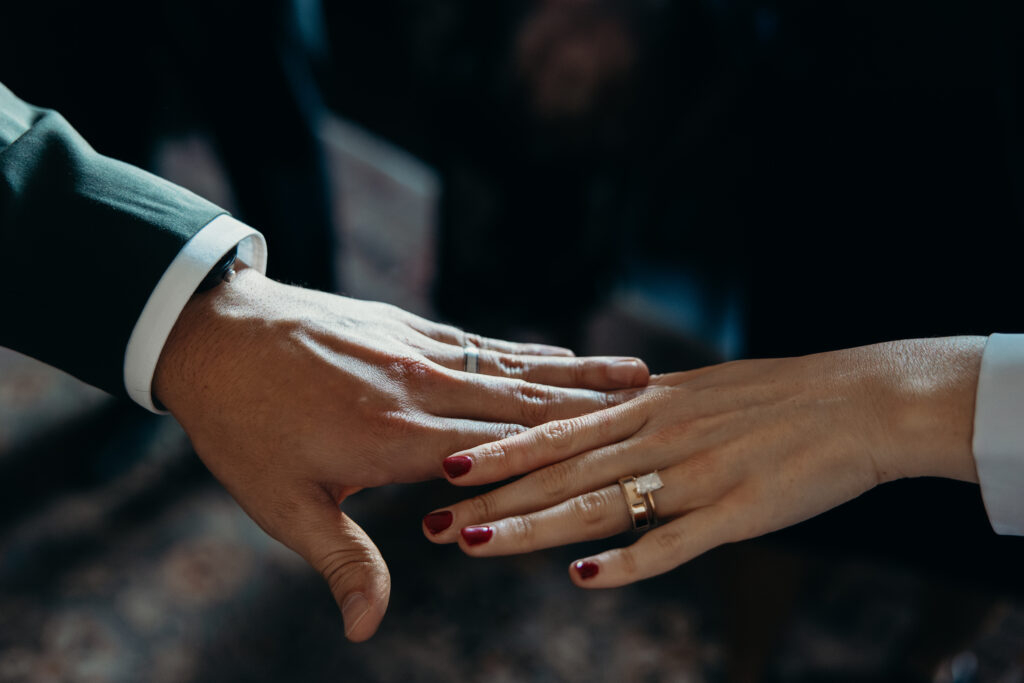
[152,267,648,641]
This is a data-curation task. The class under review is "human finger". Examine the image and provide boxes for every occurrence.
[441,464,724,554]
[437,400,647,485]
[286,489,391,642]
[406,318,575,356]
[369,415,526,484]
[423,442,633,541]
[451,484,628,553]
[423,442,734,543]
[436,418,528,460]
[466,330,575,357]
[423,340,649,390]
[429,372,641,428]
[567,505,736,588]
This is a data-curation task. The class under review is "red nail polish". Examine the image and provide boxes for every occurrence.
[574,560,599,579]
[443,455,472,478]
[461,526,493,546]
[423,511,453,534]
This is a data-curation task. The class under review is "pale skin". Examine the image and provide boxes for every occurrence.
[152,264,649,641]
[424,337,986,587]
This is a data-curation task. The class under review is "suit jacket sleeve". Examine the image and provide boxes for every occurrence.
[0,82,226,396]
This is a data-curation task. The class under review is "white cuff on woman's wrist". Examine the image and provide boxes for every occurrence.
[973,333,1024,536]
[123,214,267,414]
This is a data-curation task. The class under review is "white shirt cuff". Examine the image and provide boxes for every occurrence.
[123,214,267,413]
[973,333,1024,535]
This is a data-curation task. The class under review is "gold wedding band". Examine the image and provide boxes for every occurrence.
[618,471,664,531]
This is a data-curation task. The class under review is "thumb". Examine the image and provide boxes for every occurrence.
[289,497,391,642]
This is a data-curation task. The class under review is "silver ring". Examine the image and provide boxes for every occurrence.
[464,345,480,373]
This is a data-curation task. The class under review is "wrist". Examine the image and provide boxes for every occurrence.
[868,337,986,484]
[152,263,262,416]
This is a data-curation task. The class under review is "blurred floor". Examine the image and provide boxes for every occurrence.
[2,117,1024,683]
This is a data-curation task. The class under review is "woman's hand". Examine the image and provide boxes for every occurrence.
[153,267,649,640]
[423,338,985,588]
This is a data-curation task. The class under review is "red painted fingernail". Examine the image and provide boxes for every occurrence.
[423,511,453,534]
[443,455,472,478]
[461,526,493,546]
[574,560,599,579]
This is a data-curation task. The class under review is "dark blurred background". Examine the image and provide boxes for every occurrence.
[2,1,1024,681]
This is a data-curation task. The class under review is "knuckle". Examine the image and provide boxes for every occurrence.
[570,359,591,387]
[495,353,527,379]
[485,432,530,474]
[476,440,509,465]
[516,382,554,424]
[502,443,537,475]
[569,491,607,527]
[538,461,574,498]
[468,492,498,521]
[538,418,578,450]
[500,424,527,441]
[386,356,437,387]
[507,515,536,544]
[617,548,640,578]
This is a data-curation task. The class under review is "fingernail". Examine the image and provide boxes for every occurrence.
[341,592,370,636]
[423,510,453,534]
[573,560,600,580]
[443,455,472,478]
[461,526,493,546]
[607,359,643,385]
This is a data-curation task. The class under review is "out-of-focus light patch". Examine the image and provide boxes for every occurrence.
[615,260,746,361]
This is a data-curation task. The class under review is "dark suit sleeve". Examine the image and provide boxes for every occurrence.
[0,82,226,396]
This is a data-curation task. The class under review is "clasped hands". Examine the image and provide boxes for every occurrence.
[155,268,985,642]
